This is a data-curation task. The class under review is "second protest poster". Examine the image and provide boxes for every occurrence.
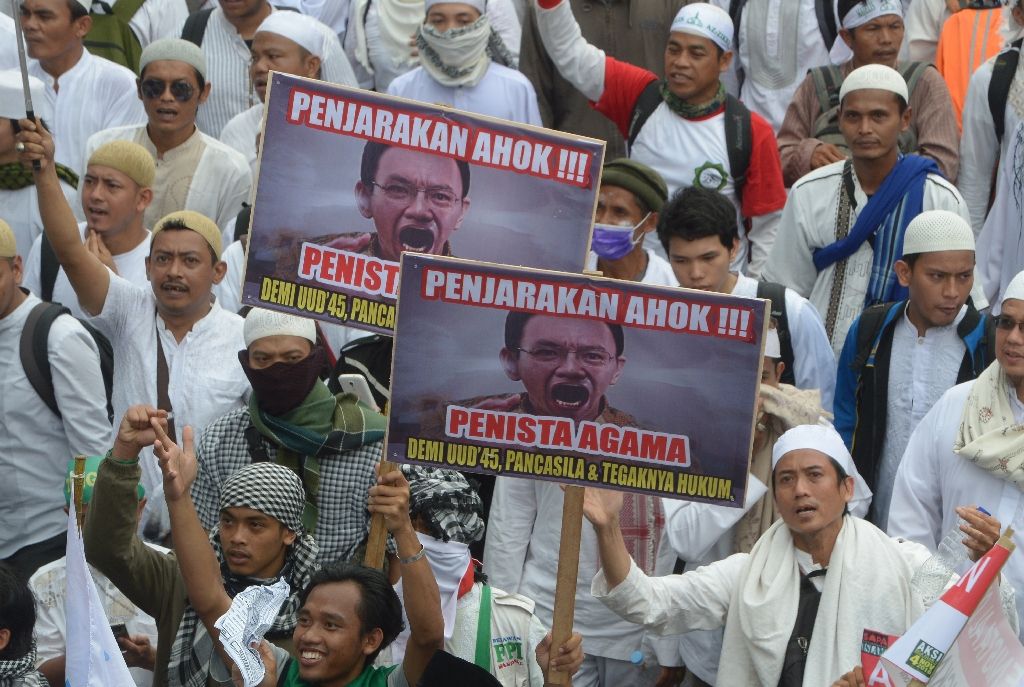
[243,72,603,334]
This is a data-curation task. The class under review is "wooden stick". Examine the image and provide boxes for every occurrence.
[72,454,86,532]
[364,459,398,569]
[547,485,585,684]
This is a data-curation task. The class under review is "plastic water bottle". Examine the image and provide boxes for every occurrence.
[911,506,990,596]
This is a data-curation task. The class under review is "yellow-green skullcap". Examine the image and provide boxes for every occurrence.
[152,210,223,260]
[0,219,15,258]
[88,140,156,188]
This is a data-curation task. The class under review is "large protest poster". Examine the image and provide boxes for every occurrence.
[242,72,603,334]
[386,254,767,506]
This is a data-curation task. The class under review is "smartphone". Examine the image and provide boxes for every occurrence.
[110,624,129,642]
[337,374,379,411]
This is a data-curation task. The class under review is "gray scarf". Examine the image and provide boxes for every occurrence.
[416,15,514,87]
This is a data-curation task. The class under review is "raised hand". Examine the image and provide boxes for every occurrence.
[153,421,198,502]
[114,406,168,457]
[958,505,1002,562]
[14,117,55,171]
[368,465,413,535]
[579,485,624,529]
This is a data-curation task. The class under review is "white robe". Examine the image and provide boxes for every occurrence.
[81,124,253,231]
[0,180,77,260]
[0,13,16,70]
[889,379,1024,635]
[220,104,264,179]
[28,50,147,177]
[762,159,982,354]
[977,119,1024,314]
[387,63,542,128]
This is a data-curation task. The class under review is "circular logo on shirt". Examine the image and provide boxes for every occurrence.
[693,161,729,191]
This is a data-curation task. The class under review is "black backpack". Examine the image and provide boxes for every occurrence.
[627,83,753,202]
[756,280,795,386]
[988,38,1023,144]
[728,0,839,57]
[19,302,115,423]
[326,334,394,410]
[182,5,296,45]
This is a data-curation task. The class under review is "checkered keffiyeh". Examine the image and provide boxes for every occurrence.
[220,462,306,532]
[402,465,485,545]
[0,641,46,687]
[168,462,319,687]
[191,407,388,565]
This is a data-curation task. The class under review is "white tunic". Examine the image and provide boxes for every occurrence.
[28,50,146,177]
[220,104,264,178]
[0,13,16,69]
[889,379,1024,634]
[119,0,189,48]
[31,551,165,686]
[977,119,1024,313]
[761,159,976,354]
[89,274,249,537]
[22,222,151,320]
[0,293,110,558]
[873,305,966,531]
[638,250,677,287]
[387,63,542,127]
[82,124,253,230]
[904,0,952,63]
[0,180,77,260]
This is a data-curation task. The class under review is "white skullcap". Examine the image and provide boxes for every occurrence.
[256,12,324,56]
[670,4,733,52]
[244,308,317,347]
[1003,271,1024,303]
[764,327,781,359]
[771,424,854,474]
[425,0,486,14]
[139,38,208,81]
[901,210,975,257]
[841,0,903,29]
[839,64,908,104]
[0,70,50,122]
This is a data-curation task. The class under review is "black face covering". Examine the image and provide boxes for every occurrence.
[238,346,326,417]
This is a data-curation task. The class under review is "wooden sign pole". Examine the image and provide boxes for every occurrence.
[547,485,585,684]
[364,459,398,569]
[72,454,86,532]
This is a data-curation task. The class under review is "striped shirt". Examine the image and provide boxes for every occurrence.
[193,7,261,138]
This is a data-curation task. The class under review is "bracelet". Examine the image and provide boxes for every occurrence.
[400,545,426,565]
[106,448,139,465]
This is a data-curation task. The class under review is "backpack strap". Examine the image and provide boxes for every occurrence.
[626,79,663,153]
[989,38,1022,144]
[756,281,795,386]
[40,234,60,303]
[850,303,894,372]
[898,61,931,98]
[815,0,838,50]
[810,65,843,113]
[181,8,214,47]
[19,302,69,418]
[723,94,752,202]
[728,0,748,52]
[244,423,272,463]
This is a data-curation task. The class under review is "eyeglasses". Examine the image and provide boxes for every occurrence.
[995,316,1024,333]
[370,181,460,209]
[515,346,615,367]
[140,78,196,102]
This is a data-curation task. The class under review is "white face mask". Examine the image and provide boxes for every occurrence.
[417,15,493,87]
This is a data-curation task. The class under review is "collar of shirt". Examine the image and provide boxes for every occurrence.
[0,289,36,335]
[898,302,968,339]
[155,297,225,345]
[795,547,827,592]
[140,124,203,162]
[32,48,93,92]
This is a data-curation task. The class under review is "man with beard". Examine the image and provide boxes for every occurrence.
[191,307,388,566]
[17,119,248,542]
[310,141,471,262]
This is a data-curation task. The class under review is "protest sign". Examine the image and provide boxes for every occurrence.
[386,254,766,506]
[862,630,899,687]
[242,72,603,334]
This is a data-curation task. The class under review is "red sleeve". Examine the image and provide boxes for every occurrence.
[741,111,788,219]
[592,56,659,138]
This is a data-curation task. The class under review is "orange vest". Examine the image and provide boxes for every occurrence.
[935,7,1005,129]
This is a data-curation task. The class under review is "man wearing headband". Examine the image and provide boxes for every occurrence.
[777,0,959,186]
[764,64,981,354]
[591,158,675,287]
[386,0,541,126]
[31,456,160,687]
[835,210,993,530]
[653,332,866,685]
[20,0,145,179]
[958,1,1024,235]
[85,405,320,687]
[343,0,521,93]
[83,39,252,233]
[0,70,78,259]
[17,123,249,543]
[192,308,388,566]
[891,268,1024,635]
[584,423,1006,685]
[0,563,46,687]
[151,410,445,687]
[21,139,154,319]
[0,219,109,579]
[657,186,836,408]
[532,0,787,277]
[193,0,358,138]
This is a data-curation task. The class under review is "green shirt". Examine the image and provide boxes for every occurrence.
[274,649,405,687]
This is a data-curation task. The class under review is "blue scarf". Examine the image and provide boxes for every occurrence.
[812,155,939,305]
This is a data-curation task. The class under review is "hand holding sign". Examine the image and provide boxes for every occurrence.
[830,666,866,687]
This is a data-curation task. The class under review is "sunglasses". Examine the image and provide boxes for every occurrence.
[140,78,196,102]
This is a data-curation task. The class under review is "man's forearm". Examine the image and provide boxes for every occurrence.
[395,526,443,647]
[594,516,632,590]
[166,494,230,624]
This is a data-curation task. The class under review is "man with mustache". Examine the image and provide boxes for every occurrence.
[17,119,249,543]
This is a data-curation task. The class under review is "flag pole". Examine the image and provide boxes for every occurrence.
[73,454,86,531]
[10,0,41,170]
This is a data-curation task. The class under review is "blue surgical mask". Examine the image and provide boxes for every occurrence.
[590,213,651,260]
